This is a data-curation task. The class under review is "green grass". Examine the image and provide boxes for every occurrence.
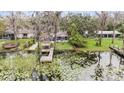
[55,38,123,51]
[9,38,33,50]
[0,38,123,52]
[81,38,123,51]
[55,42,73,51]
[0,38,33,51]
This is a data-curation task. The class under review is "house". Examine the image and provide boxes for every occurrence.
[17,29,35,39]
[50,31,68,42]
[3,29,35,39]
[56,31,68,41]
[97,31,121,38]
[3,29,15,39]
[40,31,68,42]
[2,28,68,41]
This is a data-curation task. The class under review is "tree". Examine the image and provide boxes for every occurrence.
[63,12,99,38]
[0,20,6,38]
[60,12,88,47]
[111,12,121,44]
[85,16,99,37]
[7,12,25,40]
[31,12,43,64]
[67,13,85,35]
[68,23,87,48]
[96,11,108,46]
[54,11,62,43]
[60,16,68,31]
[117,23,124,49]
[7,12,17,40]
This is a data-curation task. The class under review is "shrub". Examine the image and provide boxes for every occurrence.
[23,40,34,49]
[69,33,87,48]
[68,23,87,48]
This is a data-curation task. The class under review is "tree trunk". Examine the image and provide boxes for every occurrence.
[54,22,57,43]
[2,34,3,39]
[37,29,40,64]
[12,22,17,40]
[54,16,59,48]
[109,51,112,66]
[54,12,61,48]
[112,29,115,44]
[99,30,103,46]
[123,35,124,50]
[37,39,40,64]
[14,31,17,40]
[11,12,17,40]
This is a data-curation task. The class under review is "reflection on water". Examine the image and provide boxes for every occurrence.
[79,51,124,81]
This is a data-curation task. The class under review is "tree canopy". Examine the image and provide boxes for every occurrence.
[0,20,6,35]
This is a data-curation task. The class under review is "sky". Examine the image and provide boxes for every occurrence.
[0,11,34,17]
[0,11,96,17]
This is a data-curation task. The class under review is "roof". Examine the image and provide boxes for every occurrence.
[18,29,34,34]
[56,31,68,37]
[5,29,14,34]
[5,29,35,34]
[97,31,121,35]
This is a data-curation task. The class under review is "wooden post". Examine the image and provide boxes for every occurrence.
[109,51,112,66]
[123,39,124,50]
[107,34,108,38]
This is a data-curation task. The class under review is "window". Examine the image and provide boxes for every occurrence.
[23,34,27,37]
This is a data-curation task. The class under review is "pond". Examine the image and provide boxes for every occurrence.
[78,52,124,81]
[54,51,124,81]
[0,50,124,81]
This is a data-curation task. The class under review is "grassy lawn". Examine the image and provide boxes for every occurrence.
[81,38,123,51]
[55,38,123,51]
[0,38,123,52]
[0,38,33,51]
[55,42,73,51]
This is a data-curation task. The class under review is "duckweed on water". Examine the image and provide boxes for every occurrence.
[0,54,37,81]
[0,42,124,81]
[53,51,98,80]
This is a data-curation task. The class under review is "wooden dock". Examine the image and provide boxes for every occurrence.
[40,48,54,62]
[109,46,124,58]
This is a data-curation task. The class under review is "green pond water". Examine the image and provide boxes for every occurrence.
[54,51,124,81]
[0,51,124,81]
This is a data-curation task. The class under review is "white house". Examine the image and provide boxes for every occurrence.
[3,29,35,39]
[97,31,121,38]
[17,29,35,39]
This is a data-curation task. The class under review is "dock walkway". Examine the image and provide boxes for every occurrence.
[109,46,124,58]
[40,48,54,62]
